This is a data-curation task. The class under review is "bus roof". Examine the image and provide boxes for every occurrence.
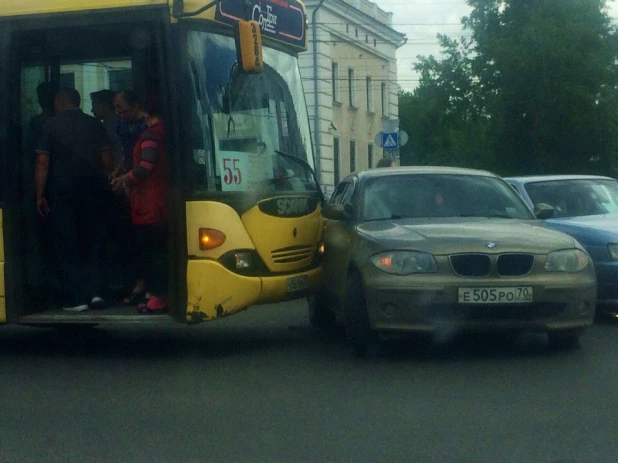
[0,0,308,51]
[0,0,167,17]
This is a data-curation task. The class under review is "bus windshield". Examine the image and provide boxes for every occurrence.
[186,30,318,195]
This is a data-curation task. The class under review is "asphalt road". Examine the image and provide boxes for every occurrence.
[1,299,617,463]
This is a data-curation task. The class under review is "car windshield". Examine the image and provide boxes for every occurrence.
[524,179,618,218]
[361,174,536,221]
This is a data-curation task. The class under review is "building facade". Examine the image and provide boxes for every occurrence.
[300,0,406,194]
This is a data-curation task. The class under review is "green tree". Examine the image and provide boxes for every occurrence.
[399,0,618,176]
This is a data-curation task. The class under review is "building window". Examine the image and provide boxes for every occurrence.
[355,29,358,38]
[381,82,388,116]
[59,72,75,89]
[346,24,349,33]
[374,38,377,47]
[368,144,374,168]
[334,137,341,184]
[366,76,373,112]
[348,68,355,107]
[108,69,133,92]
[331,62,339,102]
[365,35,369,43]
[350,140,356,172]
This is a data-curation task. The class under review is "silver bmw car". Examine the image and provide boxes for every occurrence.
[311,167,597,356]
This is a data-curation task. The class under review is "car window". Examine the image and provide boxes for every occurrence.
[340,181,356,207]
[329,182,349,205]
[524,179,618,218]
[361,174,535,221]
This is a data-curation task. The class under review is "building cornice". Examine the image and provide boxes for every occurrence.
[305,0,407,48]
[320,25,398,63]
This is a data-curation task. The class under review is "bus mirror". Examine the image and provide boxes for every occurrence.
[236,20,263,73]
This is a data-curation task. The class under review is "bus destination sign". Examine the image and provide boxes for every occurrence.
[216,0,307,50]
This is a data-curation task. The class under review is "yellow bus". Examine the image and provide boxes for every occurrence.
[0,0,324,326]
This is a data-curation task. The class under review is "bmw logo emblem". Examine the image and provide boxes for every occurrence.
[486,242,496,248]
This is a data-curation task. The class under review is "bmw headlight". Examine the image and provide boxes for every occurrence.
[545,249,589,273]
[608,244,618,260]
[370,251,437,275]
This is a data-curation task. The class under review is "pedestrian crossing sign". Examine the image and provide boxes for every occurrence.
[381,132,398,149]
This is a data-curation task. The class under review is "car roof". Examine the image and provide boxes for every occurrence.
[505,174,616,184]
[350,166,499,182]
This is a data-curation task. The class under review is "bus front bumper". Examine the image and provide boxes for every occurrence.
[186,260,322,322]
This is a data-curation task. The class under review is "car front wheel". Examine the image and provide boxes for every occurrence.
[343,272,379,357]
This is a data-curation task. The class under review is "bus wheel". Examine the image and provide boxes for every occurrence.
[308,293,336,329]
[342,273,380,358]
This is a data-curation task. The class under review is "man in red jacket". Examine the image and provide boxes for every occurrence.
[111,97,168,313]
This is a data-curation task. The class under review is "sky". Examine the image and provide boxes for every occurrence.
[374,0,618,92]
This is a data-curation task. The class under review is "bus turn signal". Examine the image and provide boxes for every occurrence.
[199,228,226,250]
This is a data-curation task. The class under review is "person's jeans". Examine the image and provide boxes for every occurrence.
[50,177,110,306]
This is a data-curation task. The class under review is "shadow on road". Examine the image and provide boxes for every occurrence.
[0,318,590,363]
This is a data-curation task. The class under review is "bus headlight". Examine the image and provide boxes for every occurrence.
[219,250,267,274]
[608,244,618,260]
[235,251,252,269]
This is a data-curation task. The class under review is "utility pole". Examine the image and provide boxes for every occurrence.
[311,0,326,181]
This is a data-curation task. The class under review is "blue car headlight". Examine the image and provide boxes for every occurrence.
[370,251,438,275]
[608,244,618,260]
[545,249,589,273]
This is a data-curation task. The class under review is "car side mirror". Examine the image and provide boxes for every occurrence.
[322,203,351,220]
[534,203,554,220]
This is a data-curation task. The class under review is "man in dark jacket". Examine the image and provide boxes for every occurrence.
[35,87,112,312]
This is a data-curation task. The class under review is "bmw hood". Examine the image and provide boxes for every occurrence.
[356,218,578,255]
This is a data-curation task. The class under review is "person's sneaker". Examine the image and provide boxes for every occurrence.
[63,304,89,312]
[89,297,106,310]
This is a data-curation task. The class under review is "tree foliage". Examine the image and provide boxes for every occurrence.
[399,0,618,177]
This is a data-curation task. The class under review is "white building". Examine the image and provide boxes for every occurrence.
[300,0,406,193]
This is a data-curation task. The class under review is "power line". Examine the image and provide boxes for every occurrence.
[316,22,466,26]
[313,17,618,27]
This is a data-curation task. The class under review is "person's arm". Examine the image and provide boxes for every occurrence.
[128,132,159,184]
[111,131,159,192]
[95,123,112,170]
[100,147,112,170]
[35,154,50,217]
[34,123,52,217]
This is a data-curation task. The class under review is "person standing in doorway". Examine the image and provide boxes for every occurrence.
[112,90,148,304]
[91,89,123,174]
[24,82,59,304]
[111,96,168,314]
[35,87,112,312]
[112,90,147,179]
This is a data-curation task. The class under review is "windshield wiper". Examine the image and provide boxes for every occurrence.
[364,214,415,222]
[274,150,325,203]
[457,213,515,219]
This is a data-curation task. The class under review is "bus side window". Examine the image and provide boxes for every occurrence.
[189,61,213,193]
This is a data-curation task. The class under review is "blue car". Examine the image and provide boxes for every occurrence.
[505,175,618,315]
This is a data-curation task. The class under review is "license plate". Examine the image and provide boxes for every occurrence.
[458,287,533,304]
[287,275,310,293]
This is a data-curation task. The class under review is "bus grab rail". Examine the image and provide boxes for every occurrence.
[172,0,226,18]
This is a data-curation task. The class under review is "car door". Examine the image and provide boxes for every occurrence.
[322,179,358,305]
